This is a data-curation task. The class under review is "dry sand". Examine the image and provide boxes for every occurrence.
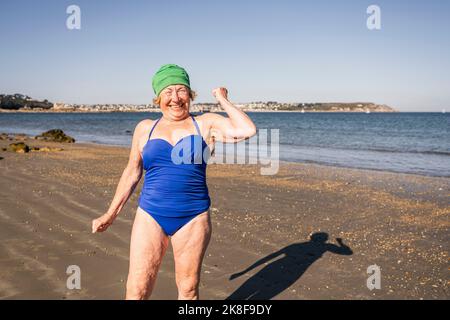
[0,137,448,299]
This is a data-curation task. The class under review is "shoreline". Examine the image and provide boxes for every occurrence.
[1,133,448,179]
[80,141,450,180]
[32,139,450,179]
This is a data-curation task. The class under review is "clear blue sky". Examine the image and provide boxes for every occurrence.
[1,0,449,111]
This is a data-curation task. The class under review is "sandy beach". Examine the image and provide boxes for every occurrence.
[0,136,448,300]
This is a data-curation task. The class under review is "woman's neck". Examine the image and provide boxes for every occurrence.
[161,113,191,123]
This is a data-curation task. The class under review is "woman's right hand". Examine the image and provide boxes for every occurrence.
[92,213,116,233]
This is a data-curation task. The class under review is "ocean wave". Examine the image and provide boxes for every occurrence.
[279,144,450,156]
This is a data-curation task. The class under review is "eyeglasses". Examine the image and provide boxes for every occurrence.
[163,88,189,98]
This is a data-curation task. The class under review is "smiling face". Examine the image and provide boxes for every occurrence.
[158,84,191,120]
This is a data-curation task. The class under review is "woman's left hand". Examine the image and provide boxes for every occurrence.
[212,87,228,102]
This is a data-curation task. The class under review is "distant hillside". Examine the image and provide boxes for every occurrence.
[0,94,53,110]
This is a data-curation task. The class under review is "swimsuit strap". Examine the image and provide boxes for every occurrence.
[191,115,202,136]
[148,117,161,139]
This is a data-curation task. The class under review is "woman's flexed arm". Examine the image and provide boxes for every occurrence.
[92,120,147,233]
[208,87,257,143]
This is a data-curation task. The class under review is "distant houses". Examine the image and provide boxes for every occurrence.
[1,93,397,112]
[191,102,396,112]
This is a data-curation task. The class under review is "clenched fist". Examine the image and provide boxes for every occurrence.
[92,213,116,233]
[212,87,228,102]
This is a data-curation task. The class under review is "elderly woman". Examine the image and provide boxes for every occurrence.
[91,64,257,300]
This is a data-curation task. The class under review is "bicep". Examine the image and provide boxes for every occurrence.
[209,114,248,143]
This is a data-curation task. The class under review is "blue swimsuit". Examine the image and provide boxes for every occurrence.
[138,115,211,236]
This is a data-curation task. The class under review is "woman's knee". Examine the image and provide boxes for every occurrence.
[126,277,152,300]
[176,275,200,299]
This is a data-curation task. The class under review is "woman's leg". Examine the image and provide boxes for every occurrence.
[126,207,169,300]
[171,210,212,300]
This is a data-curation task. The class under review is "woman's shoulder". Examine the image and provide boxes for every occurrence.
[134,118,157,136]
[136,118,157,129]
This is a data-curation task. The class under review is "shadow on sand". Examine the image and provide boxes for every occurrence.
[226,232,353,300]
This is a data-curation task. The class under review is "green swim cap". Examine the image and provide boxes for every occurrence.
[152,64,191,97]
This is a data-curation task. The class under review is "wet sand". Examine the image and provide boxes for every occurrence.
[0,137,448,299]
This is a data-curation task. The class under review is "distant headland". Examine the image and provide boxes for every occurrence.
[0,94,397,112]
